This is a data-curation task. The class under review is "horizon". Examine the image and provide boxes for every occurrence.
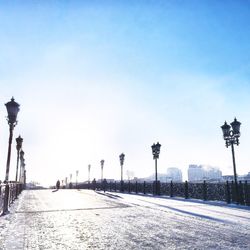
[0,1,250,186]
[30,164,250,188]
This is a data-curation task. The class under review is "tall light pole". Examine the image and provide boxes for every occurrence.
[88,165,91,184]
[151,142,161,195]
[19,150,24,183]
[5,97,20,182]
[221,118,241,204]
[24,169,26,188]
[69,173,72,188]
[100,160,104,182]
[15,135,23,182]
[3,97,20,214]
[76,170,79,188]
[15,136,23,198]
[21,162,26,184]
[119,153,125,191]
[119,153,125,182]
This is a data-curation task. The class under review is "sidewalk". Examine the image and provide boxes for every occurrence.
[1,189,249,250]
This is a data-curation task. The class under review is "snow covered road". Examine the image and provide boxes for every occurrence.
[0,189,249,249]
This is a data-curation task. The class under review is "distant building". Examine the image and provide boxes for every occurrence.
[188,164,222,182]
[222,172,250,182]
[26,182,46,190]
[166,167,182,182]
[188,165,204,182]
[202,165,222,181]
[139,173,168,183]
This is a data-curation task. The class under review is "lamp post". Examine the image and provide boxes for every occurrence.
[16,138,24,199]
[3,97,20,214]
[69,173,72,188]
[221,118,241,204]
[88,165,91,184]
[24,169,26,188]
[100,160,104,182]
[19,150,24,182]
[119,153,125,191]
[65,177,68,187]
[151,142,161,195]
[15,135,23,182]
[119,153,125,181]
[5,97,20,182]
[21,162,26,184]
[76,170,79,188]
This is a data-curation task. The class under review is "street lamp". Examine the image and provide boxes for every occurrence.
[76,170,79,188]
[69,173,72,188]
[119,153,125,191]
[18,162,25,185]
[15,135,23,182]
[5,97,20,182]
[119,153,125,181]
[24,169,26,188]
[20,156,25,185]
[19,150,24,182]
[151,142,161,195]
[100,160,104,182]
[88,165,91,184]
[221,118,241,203]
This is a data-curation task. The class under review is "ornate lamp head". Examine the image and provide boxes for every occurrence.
[119,153,125,166]
[5,97,20,125]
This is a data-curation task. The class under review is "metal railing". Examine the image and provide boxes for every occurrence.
[77,180,250,206]
[0,182,23,215]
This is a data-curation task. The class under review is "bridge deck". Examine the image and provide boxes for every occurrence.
[0,189,249,249]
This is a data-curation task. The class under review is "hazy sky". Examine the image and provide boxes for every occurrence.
[0,1,250,186]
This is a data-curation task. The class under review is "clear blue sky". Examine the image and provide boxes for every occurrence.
[0,1,250,185]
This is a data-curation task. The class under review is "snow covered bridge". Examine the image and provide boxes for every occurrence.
[0,189,249,249]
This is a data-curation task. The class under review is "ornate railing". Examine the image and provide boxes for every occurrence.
[0,182,23,215]
[78,180,250,206]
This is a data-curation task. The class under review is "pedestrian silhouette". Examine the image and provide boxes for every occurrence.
[56,180,60,190]
[92,178,96,190]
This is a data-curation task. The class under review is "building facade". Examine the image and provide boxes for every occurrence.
[188,164,222,182]
[166,167,183,182]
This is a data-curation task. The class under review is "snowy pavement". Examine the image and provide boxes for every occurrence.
[0,189,249,250]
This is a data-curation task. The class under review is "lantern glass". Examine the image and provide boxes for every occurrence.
[119,153,125,164]
[152,142,161,159]
[5,97,20,125]
[151,143,156,153]
[230,118,241,137]
[16,135,23,150]
[221,122,231,138]
[155,142,161,153]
